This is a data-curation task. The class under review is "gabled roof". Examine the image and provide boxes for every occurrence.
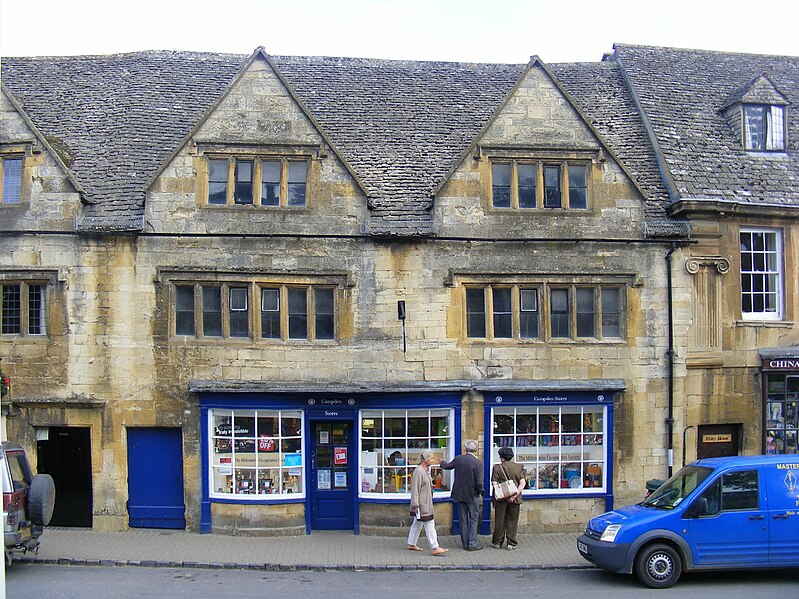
[1,51,245,231]
[1,48,677,236]
[613,44,799,208]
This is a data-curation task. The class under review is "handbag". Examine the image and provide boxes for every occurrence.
[492,463,518,500]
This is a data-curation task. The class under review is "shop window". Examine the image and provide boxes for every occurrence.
[491,405,606,494]
[464,283,622,342]
[210,409,304,499]
[359,409,454,497]
[172,282,336,342]
[740,228,782,320]
[765,373,799,454]
[490,160,589,210]
[1,282,47,336]
[205,156,308,207]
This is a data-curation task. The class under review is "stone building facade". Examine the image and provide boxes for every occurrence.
[0,44,796,536]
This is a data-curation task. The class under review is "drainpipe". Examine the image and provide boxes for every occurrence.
[665,244,676,478]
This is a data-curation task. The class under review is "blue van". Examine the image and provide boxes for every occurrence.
[577,455,799,588]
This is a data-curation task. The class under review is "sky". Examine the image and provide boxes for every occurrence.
[0,0,797,64]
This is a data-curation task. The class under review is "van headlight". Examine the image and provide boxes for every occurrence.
[600,524,622,542]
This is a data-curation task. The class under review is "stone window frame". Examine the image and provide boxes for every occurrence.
[490,404,607,495]
[0,144,33,206]
[461,280,626,343]
[163,270,348,343]
[209,408,305,500]
[743,104,786,152]
[485,149,595,211]
[358,408,455,499]
[0,276,51,337]
[196,144,318,209]
[739,227,784,321]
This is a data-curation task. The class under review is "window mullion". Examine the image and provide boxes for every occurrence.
[486,286,495,339]
[308,286,316,342]
[221,284,230,338]
[280,160,288,208]
[511,161,519,209]
[253,159,262,206]
[226,159,234,205]
[512,286,520,338]
[280,286,288,340]
[536,160,543,208]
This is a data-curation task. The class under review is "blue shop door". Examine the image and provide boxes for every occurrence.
[310,421,354,530]
[127,427,186,529]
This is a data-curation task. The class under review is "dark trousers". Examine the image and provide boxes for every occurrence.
[492,499,520,547]
[457,496,480,549]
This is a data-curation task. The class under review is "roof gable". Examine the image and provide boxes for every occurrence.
[722,73,789,109]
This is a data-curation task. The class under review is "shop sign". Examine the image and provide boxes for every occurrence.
[763,358,799,371]
[703,434,732,443]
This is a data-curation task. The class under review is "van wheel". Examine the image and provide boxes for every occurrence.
[28,474,56,526]
[634,543,682,589]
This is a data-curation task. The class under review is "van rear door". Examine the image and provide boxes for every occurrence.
[764,462,799,565]
[686,467,769,566]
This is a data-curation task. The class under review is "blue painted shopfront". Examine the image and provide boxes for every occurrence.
[198,392,462,535]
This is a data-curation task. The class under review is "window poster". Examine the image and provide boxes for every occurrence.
[318,469,331,490]
[334,447,347,465]
[320,431,330,445]
[335,471,347,488]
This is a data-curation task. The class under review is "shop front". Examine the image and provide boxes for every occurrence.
[197,389,463,535]
[761,347,799,455]
[480,389,615,532]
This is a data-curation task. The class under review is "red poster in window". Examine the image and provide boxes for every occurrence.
[258,436,274,451]
[334,447,347,465]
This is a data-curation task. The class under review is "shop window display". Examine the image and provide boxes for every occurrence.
[765,374,799,454]
[210,409,304,498]
[359,409,454,496]
[491,406,605,493]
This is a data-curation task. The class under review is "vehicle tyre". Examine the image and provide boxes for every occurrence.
[634,543,682,589]
[27,474,56,526]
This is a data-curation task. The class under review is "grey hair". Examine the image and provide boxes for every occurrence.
[464,440,478,453]
[420,450,434,462]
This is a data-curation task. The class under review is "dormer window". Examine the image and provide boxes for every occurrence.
[744,104,785,151]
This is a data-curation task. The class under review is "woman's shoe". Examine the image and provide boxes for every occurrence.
[407,544,424,551]
[431,547,449,556]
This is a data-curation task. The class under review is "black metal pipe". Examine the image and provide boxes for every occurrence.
[666,244,676,477]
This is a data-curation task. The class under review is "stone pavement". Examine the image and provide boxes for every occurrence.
[18,528,590,571]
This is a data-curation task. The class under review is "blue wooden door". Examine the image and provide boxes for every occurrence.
[310,421,354,530]
[127,427,186,529]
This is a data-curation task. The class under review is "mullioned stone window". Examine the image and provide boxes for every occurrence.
[1,281,47,336]
[464,283,622,342]
[206,156,308,207]
[490,160,588,210]
[173,282,335,341]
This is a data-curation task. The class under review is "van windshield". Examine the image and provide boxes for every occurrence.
[641,465,713,509]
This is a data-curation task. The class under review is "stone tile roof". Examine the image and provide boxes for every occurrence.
[1,49,678,236]
[549,60,681,236]
[1,51,245,231]
[613,44,799,207]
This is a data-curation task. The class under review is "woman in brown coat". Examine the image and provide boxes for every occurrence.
[491,446,526,550]
[407,450,448,555]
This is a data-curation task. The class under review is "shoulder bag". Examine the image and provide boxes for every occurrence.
[492,463,518,500]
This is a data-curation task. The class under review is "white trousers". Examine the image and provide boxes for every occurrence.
[407,517,439,549]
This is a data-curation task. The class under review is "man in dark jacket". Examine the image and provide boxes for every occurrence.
[440,440,484,550]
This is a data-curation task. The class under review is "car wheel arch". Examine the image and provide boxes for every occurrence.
[624,529,693,573]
